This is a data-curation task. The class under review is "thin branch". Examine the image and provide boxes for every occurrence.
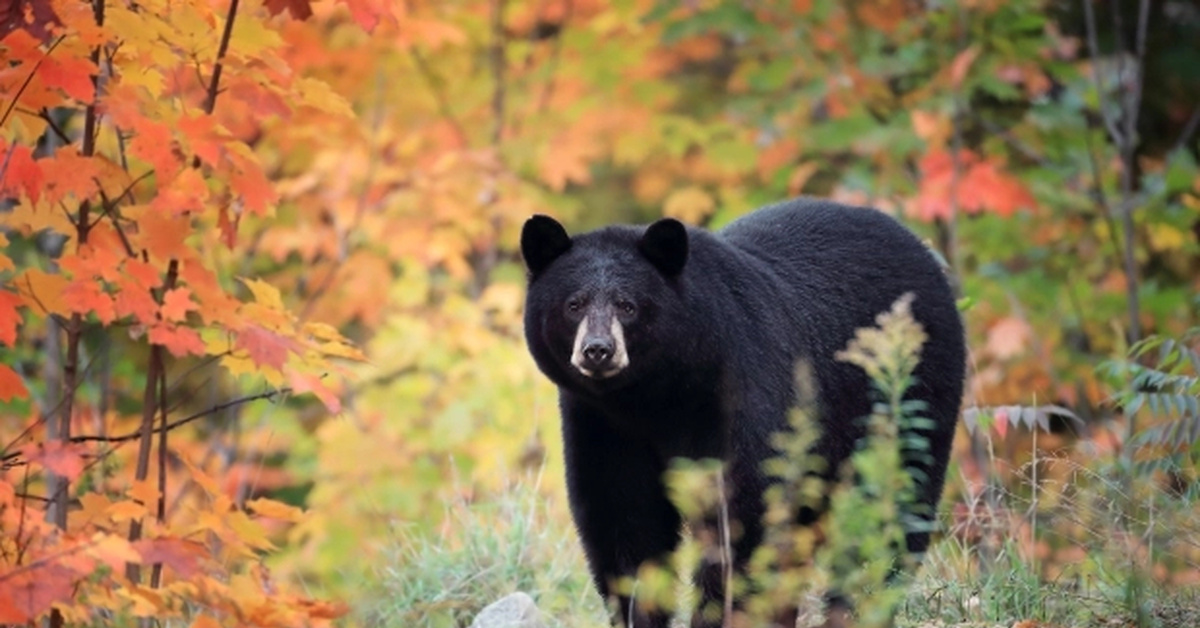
[69,387,291,444]
[201,0,239,118]
[0,35,66,130]
[1081,0,1124,146]
[149,365,168,589]
[32,108,71,144]
[534,0,573,115]
[1082,129,1126,262]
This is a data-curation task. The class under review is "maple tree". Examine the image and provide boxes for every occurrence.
[2,0,1199,625]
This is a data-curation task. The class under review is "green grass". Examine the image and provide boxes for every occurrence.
[359,474,607,628]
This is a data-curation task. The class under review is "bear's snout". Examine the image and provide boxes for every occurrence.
[569,312,630,378]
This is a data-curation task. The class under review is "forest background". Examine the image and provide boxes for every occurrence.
[1,0,1199,626]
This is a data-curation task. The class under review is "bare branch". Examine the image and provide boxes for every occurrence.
[1081,0,1125,146]
[70,387,292,444]
[0,35,65,130]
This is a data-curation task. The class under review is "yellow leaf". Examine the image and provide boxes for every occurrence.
[295,77,355,118]
[303,321,348,343]
[246,497,304,523]
[663,186,715,224]
[230,9,283,58]
[225,509,276,550]
[129,479,160,506]
[239,277,285,311]
[76,492,112,526]
[15,268,70,317]
[316,341,367,361]
[88,533,141,571]
[179,456,222,498]
[1148,223,1187,250]
[108,499,149,522]
[118,585,164,617]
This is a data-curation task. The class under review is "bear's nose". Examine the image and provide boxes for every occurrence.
[582,340,614,368]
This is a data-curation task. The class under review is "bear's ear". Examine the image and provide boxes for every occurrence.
[521,214,572,276]
[639,218,688,276]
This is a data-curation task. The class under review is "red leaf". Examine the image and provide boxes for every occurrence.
[236,325,294,370]
[133,537,208,578]
[0,364,28,402]
[20,441,88,480]
[288,369,341,413]
[263,0,313,20]
[148,322,206,357]
[0,140,43,202]
[912,149,1035,220]
[160,287,196,322]
[336,0,390,31]
[39,53,96,102]
[0,563,76,623]
[0,0,60,41]
[0,289,22,346]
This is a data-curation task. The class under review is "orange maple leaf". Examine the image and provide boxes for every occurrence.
[0,289,22,346]
[149,167,207,215]
[40,148,102,205]
[130,119,181,181]
[177,114,224,166]
[122,258,162,291]
[62,279,116,324]
[114,284,159,324]
[148,322,206,357]
[160,286,196,322]
[913,149,1035,220]
[135,208,191,261]
[228,158,277,216]
[0,364,28,402]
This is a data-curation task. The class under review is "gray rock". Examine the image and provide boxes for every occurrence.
[470,592,545,628]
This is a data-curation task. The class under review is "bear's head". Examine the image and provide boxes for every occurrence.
[520,214,690,393]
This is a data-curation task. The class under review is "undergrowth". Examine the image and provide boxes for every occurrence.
[361,473,606,628]
[365,316,1200,627]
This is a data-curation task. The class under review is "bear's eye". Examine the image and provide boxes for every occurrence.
[566,298,583,313]
[616,300,636,316]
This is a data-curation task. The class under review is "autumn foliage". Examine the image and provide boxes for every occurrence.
[2,0,1199,625]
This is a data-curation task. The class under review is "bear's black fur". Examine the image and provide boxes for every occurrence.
[520,198,966,628]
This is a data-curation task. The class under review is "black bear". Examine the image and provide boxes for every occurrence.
[520,198,966,628]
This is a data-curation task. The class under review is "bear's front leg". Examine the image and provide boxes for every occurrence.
[561,397,682,628]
